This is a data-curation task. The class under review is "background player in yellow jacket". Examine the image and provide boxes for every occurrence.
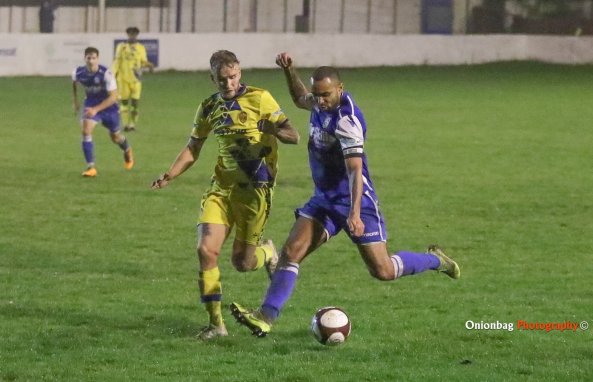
[112,26,154,132]
[151,50,300,340]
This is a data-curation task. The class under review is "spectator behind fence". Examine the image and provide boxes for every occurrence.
[39,0,56,33]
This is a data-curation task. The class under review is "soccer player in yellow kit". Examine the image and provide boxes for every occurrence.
[151,50,300,340]
[112,27,154,132]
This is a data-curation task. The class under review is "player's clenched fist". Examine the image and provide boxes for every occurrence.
[151,173,171,189]
[275,52,293,68]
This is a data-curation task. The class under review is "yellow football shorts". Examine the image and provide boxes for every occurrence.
[198,182,273,245]
[118,80,142,100]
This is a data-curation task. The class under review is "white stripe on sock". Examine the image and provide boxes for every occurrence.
[390,255,403,279]
[279,262,300,275]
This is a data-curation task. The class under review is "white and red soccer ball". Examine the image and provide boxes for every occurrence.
[310,307,351,345]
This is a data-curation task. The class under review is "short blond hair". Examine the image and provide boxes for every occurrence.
[210,50,240,73]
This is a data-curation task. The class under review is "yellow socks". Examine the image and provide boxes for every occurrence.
[198,267,223,327]
[253,243,274,271]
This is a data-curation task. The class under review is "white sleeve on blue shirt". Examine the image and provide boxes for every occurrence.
[104,69,117,91]
[335,115,364,158]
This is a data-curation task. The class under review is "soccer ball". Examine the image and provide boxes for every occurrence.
[310,307,351,345]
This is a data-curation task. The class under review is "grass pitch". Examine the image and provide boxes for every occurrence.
[1,63,592,381]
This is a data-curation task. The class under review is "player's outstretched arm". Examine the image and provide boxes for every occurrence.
[71,81,80,115]
[345,156,365,237]
[151,137,205,189]
[140,44,155,73]
[276,52,312,111]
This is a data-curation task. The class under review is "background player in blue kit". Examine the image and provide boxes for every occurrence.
[72,47,134,177]
[231,52,461,337]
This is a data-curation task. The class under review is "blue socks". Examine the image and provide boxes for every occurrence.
[259,252,439,321]
[82,135,130,168]
[260,262,299,321]
[82,135,94,166]
[391,251,440,277]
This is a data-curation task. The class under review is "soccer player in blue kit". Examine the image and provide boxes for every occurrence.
[72,47,134,177]
[230,52,461,337]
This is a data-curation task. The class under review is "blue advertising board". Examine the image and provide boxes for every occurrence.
[421,0,453,34]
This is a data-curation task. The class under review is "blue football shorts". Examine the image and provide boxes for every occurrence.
[295,191,388,245]
[83,105,120,133]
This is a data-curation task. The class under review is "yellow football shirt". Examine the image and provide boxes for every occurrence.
[191,85,288,189]
[112,42,149,83]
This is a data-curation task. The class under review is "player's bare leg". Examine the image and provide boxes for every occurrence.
[357,242,460,280]
[129,98,139,131]
[231,239,278,279]
[357,242,397,280]
[109,131,133,170]
[120,98,132,131]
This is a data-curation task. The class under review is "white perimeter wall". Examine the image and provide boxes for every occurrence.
[1,33,592,77]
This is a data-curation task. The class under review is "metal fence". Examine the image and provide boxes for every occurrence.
[1,0,593,35]
[4,0,397,34]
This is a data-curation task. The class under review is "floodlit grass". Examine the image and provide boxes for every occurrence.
[1,63,592,381]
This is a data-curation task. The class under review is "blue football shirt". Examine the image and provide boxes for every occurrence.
[307,91,377,202]
[72,64,118,111]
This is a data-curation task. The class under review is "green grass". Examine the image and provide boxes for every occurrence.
[1,62,592,381]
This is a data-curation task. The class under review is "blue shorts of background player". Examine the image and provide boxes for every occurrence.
[84,106,121,134]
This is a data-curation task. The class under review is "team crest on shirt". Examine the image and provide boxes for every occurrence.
[238,111,248,123]
[310,123,336,148]
[94,76,100,84]
[322,117,331,129]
